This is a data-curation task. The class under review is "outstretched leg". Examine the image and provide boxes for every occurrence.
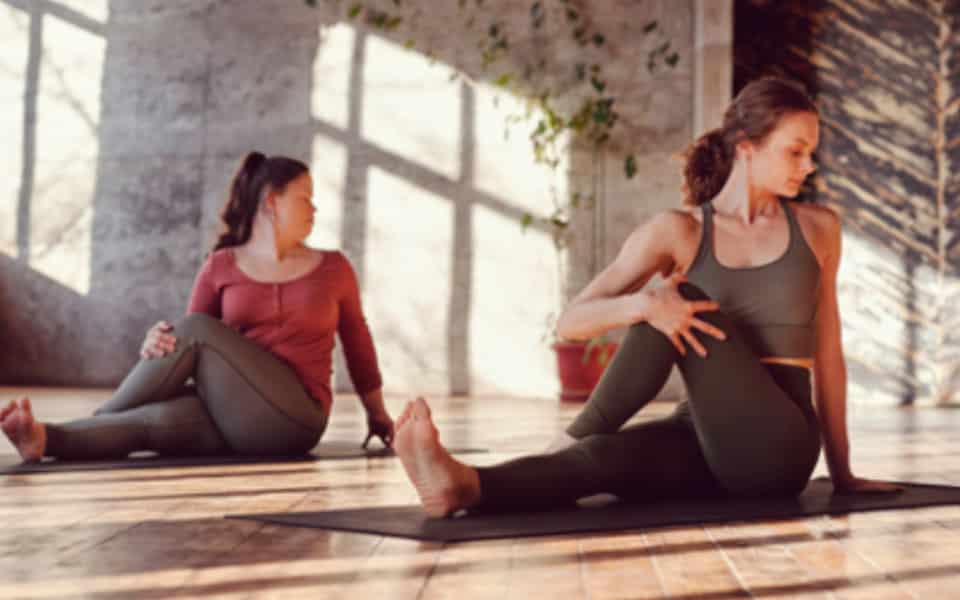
[43,394,229,460]
[394,396,721,516]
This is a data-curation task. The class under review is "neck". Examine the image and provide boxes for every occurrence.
[246,217,300,260]
[711,159,780,224]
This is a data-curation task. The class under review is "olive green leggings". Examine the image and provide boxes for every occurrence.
[44,314,328,459]
[475,283,821,511]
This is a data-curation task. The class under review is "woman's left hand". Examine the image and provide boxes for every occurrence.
[833,476,904,495]
[363,410,395,449]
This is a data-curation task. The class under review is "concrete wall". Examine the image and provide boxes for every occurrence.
[1,0,703,399]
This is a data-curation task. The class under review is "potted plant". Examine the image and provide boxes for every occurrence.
[552,334,617,401]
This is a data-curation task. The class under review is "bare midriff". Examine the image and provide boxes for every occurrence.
[759,356,814,370]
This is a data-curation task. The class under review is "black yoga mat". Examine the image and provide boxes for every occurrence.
[0,443,485,474]
[228,479,960,542]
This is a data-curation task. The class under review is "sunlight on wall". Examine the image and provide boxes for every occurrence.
[471,203,559,396]
[4,1,106,295]
[306,135,346,249]
[30,7,105,296]
[473,89,560,205]
[312,22,353,131]
[362,34,461,180]
[0,6,28,258]
[366,166,454,392]
[839,231,921,404]
[310,26,564,396]
[466,85,563,396]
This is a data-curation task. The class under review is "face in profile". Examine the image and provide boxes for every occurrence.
[270,172,316,242]
[745,111,820,198]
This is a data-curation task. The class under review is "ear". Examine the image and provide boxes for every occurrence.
[262,192,277,217]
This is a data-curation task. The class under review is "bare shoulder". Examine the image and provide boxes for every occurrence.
[633,207,700,238]
[619,207,700,273]
[791,201,842,261]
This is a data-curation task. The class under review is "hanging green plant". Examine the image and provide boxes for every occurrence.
[308,0,679,202]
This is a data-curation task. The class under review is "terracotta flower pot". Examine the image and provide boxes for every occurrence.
[552,340,619,402]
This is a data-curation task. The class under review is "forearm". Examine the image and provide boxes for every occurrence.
[557,292,647,341]
[359,387,388,416]
[815,364,854,483]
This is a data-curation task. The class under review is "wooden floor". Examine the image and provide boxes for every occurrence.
[3,387,960,599]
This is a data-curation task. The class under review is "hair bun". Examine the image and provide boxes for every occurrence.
[682,129,733,206]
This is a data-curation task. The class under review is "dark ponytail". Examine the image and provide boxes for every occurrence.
[682,76,818,206]
[213,152,309,252]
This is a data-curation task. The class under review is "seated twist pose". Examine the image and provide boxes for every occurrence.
[390,77,902,517]
[2,152,393,461]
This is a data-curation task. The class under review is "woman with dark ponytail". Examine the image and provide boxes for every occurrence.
[3,152,392,461]
[388,77,901,517]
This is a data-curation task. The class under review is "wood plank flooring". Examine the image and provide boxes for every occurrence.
[2,387,960,599]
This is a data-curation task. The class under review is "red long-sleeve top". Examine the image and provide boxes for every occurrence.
[187,248,382,413]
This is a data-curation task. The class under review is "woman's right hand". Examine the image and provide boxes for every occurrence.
[641,273,726,357]
[140,321,177,359]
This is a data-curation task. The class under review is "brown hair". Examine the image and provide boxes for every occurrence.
[213,152,309,251]
[681,77,817,206]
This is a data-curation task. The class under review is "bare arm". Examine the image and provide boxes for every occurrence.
[556,212,678,341]
[359,387,394,448]
[812,209,902,493]
[811,210,853,485]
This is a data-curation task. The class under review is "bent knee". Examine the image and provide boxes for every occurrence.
[575,433,626,463]
[174,313,222,339]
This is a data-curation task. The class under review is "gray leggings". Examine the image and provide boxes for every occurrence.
[475,283,821,511]
[45,314,328,459]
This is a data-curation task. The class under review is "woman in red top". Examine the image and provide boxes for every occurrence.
[2,152,393,461]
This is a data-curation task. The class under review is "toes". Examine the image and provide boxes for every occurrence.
[412,397,434,422]
[0,400,16,421]
[396,402,414,428]
[19,397,32,414]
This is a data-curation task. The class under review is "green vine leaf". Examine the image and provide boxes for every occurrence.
[590,76,606,93]
[307,0,678,245]
[385,16,403,31]
[521,213,534,231]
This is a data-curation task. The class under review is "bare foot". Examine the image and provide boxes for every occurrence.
[393,397,480,517]
[1,398,46,462]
